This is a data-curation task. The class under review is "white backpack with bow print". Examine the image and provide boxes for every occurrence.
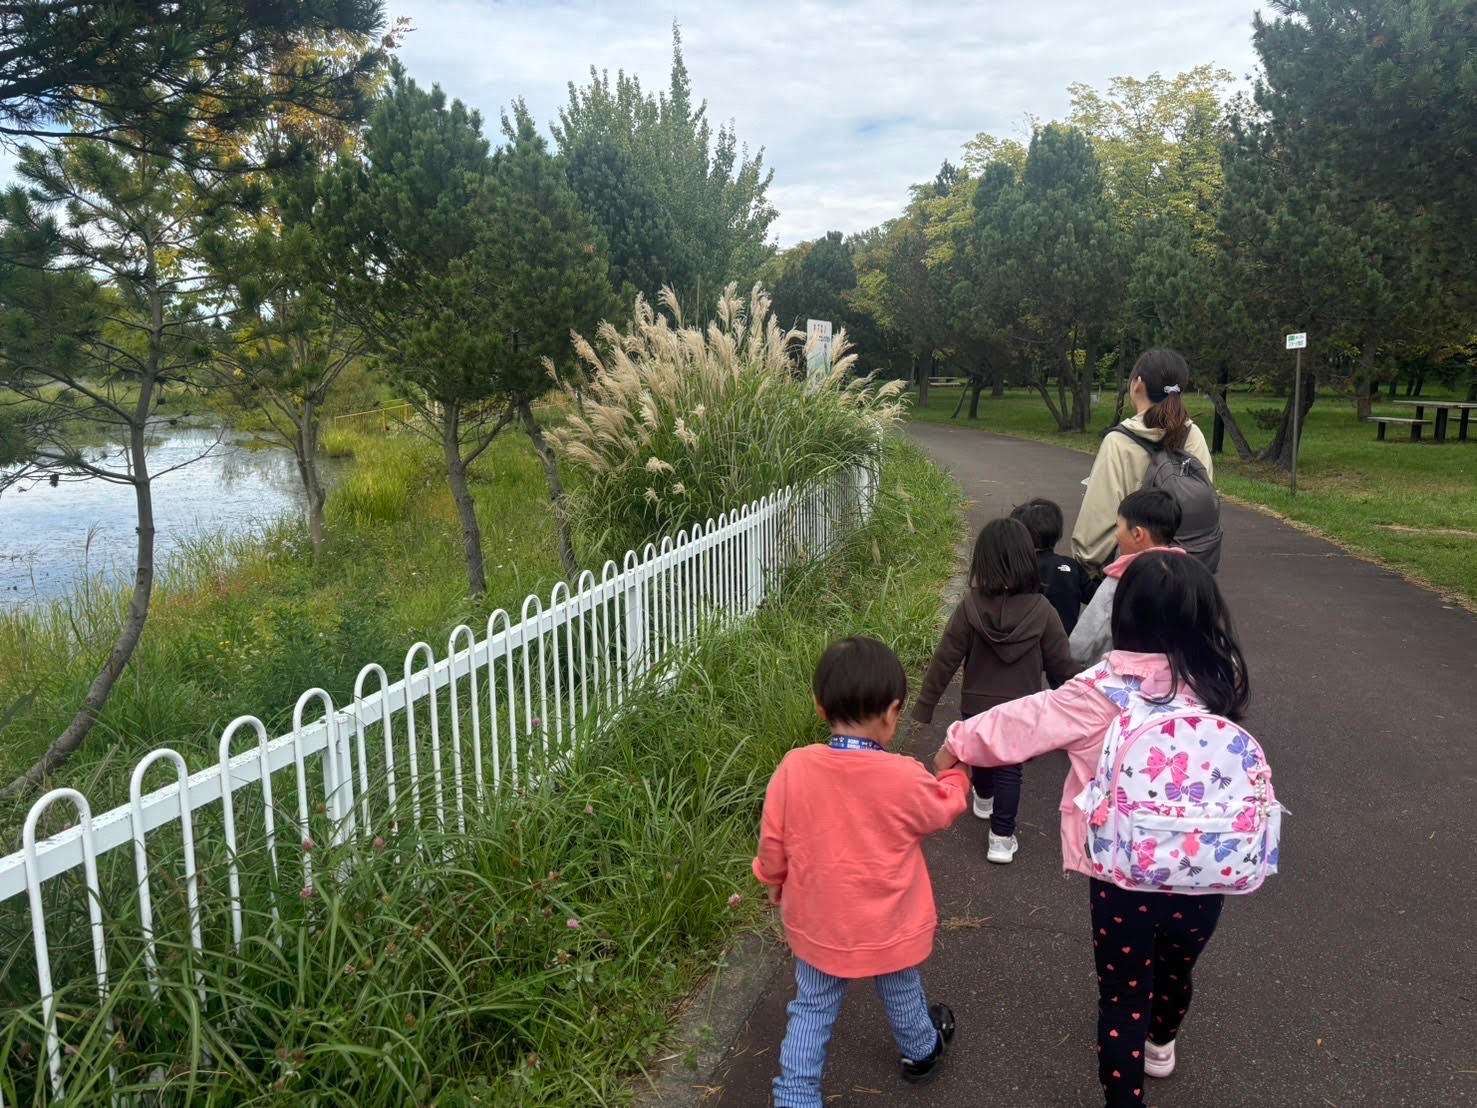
[1073,661,1284,895]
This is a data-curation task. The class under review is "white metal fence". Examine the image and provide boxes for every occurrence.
[0,462,877,1103]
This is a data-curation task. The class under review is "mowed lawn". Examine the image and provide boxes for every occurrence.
[910,385,1477,608]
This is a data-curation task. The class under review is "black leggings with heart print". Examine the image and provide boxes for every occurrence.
[1089,879,1224,1107]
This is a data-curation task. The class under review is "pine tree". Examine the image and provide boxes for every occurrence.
[999,124,1122,431]
[554,24,776,316]
[483,101,619,576]
[562,132,681,303]
[318,66,507,597]
[0,140,231,795]
[1219,103,1442,466]
[204,158,365,555]
[0,2,387,167]
[768,231,858,336]
[1252,0,1477,285]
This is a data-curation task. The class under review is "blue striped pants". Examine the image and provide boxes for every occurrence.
[772,958,938,1108]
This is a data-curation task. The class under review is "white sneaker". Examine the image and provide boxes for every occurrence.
[1144,1037,1176,1078]
[986,832,1018,864]
[971,790,994,820]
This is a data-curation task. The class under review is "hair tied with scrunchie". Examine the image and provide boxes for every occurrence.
[1162,384,1181,394]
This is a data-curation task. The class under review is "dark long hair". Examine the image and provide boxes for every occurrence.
[969,518,1042,597]
[1132,348,1192,451]
[1111,551,1249,718]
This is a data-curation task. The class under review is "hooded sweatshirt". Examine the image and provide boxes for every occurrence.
[1070,414,1213,572]
[1068,545,1188,668]
[913,591,1076,723]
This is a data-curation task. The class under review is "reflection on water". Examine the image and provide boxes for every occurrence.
[1,426,339,610]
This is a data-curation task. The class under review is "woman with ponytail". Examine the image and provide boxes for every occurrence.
[1071,349,1215,574]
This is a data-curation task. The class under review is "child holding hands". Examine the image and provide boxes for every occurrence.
[934,553,1256,1107]
[913,517,1076,863]
[754,636,968,1107]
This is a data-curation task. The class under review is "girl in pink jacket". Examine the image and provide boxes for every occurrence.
[755,636,969,1107]
[935,552,1250,1108]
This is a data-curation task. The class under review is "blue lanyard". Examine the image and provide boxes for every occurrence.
[829,735,884,752]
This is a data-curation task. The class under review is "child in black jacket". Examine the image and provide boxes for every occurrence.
[1011,498,1094,634]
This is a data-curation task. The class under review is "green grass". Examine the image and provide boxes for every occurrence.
[0,426,565,822]
[0,438,962,1105]
[910,385,1477,606]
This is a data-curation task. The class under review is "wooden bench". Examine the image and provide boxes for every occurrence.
[1370,416,1431,442]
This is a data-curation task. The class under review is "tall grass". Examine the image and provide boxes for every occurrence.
[549,283,905,562]
[0,439,962,1105]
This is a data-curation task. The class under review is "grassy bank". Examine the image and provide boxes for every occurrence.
[0,426,564,825]
[910,386,1477,606]
[0,438,962,1105]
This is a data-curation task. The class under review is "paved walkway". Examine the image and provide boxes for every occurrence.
[709,422,1477,1107]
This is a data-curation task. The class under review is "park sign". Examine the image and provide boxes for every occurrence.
[806,319,833,384]
[1285,331,1308,496]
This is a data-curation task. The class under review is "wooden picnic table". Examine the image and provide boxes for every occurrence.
[1390,399,1477,442]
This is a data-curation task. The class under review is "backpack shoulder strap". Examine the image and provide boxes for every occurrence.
[1109,425,1161,454]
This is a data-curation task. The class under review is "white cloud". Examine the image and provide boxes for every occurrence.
[395,1,1268,245]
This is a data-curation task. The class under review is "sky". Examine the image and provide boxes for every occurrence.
[389,0,1268,247]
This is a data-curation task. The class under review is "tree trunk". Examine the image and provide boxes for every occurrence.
[294,399,328,555]
[1467,376,1476,402]
[1077,333,1100,432]
[1112,333,1134,425]
[917,349,932,408]
[1,398,157,798]
[1201,384,1255,461]
[441,407,488,597]
[1258,365,1316,470]
[1211,361,1227,455]
[991,364,1005,398]
[520,401,578,579]
[967,374,984,419]
[1387,374,1399,399]
[1054,348,1070,427]
[1353,340,1377,421]
[950,387,968,419]
[1412,371,1425,397]
[1031,368,1072,431]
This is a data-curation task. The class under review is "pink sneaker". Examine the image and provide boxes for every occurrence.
[1144,1038,1176,1078]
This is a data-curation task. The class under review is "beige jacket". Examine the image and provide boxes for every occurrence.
[1070,415,1213,571]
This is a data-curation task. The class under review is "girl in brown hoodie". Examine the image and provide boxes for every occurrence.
[913,518,1076,863]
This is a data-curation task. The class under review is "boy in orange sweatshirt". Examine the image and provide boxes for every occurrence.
[753,636,969,1107]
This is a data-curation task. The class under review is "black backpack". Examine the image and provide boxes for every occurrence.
[1110,427,1223,573]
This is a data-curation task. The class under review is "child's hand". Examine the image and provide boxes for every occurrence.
[933,743,961,774]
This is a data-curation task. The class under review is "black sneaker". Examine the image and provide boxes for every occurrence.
[899,1003,955,1084]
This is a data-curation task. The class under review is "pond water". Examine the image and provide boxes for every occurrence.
[1,426,339,611]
